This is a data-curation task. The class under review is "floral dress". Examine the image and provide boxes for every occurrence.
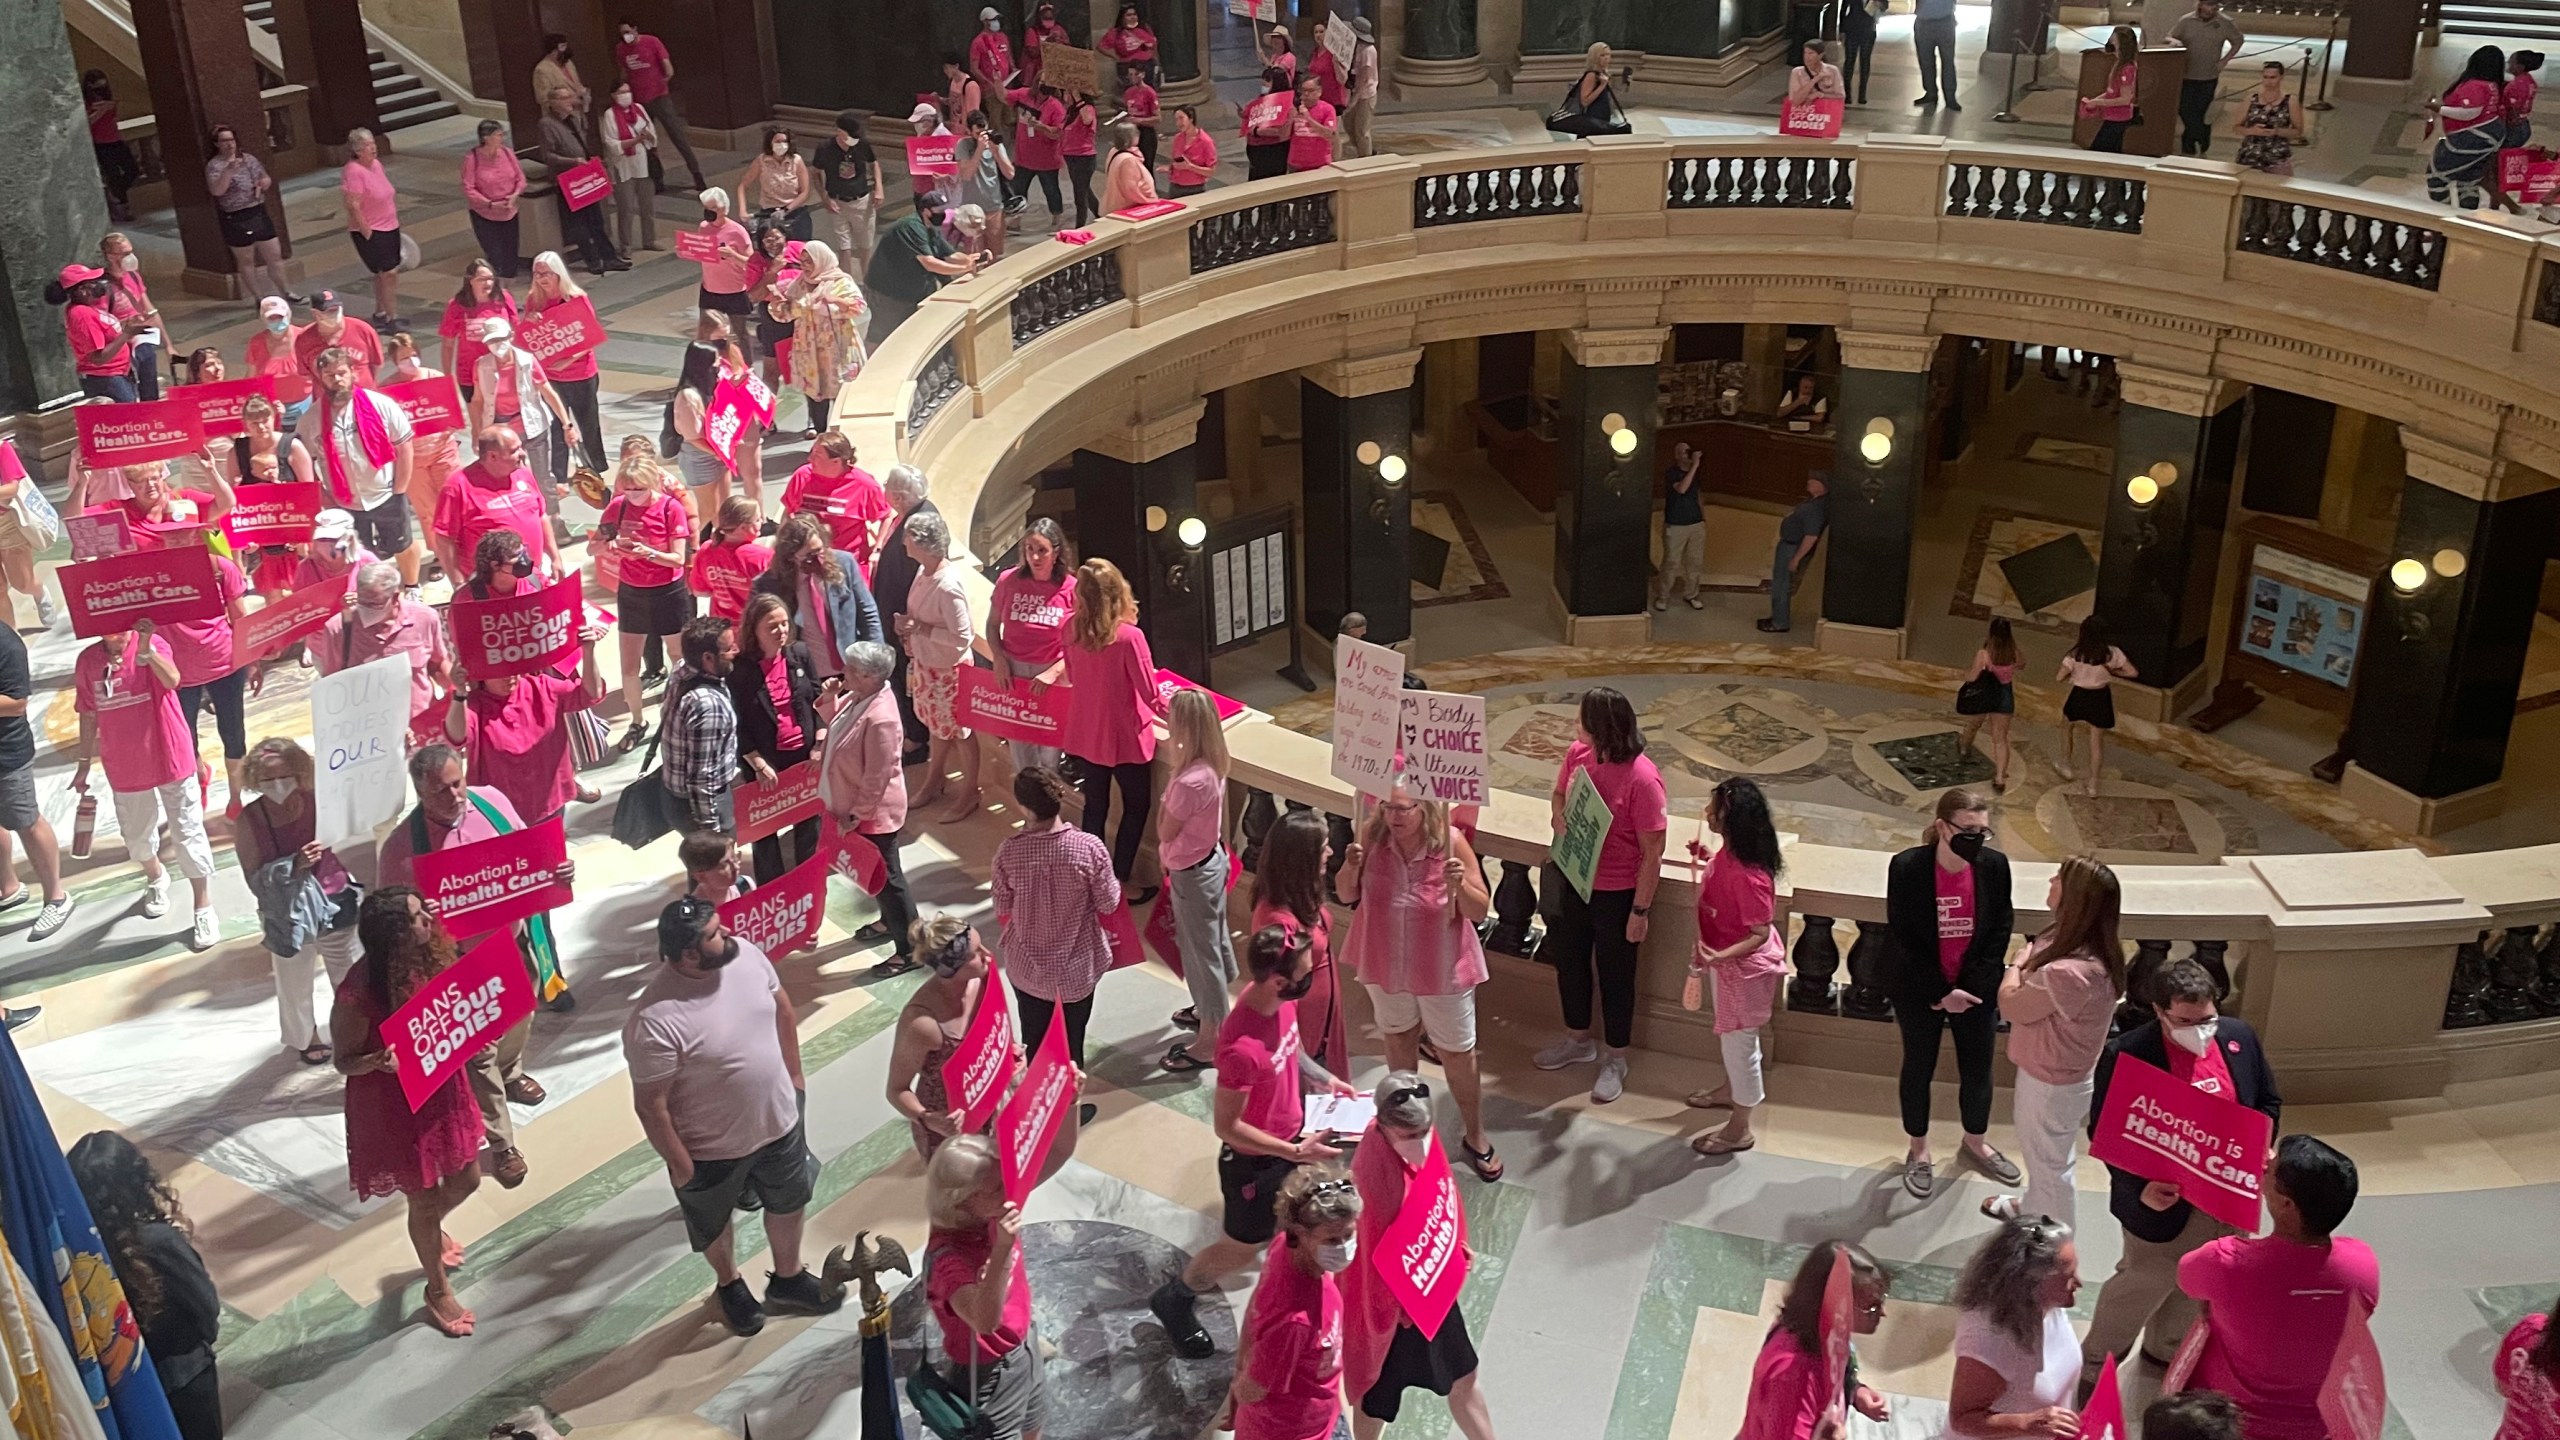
[2235,91,2296,174]
[790,268,868,401]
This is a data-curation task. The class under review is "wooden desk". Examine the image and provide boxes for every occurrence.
[1468,395,1560,512]
[1662,417,1834,508]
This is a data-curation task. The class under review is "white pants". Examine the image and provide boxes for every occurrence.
[1660,521,1706,599]
[277,924,359,1048]
[1007,740,1062,775]
[1718,1027,1766,1107]
[113,780,214,881]
[2013,1070,2094,1230]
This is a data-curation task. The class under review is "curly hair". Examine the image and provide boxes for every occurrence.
[1274,1163,1360,1237]
[769,514,844,589]
[1953,1216,2073,1351]
[66,1132,186,1325]
[354,885,458,1013]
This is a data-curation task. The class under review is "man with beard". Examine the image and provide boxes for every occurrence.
[625,897,837,1336]
[661,615,740,833]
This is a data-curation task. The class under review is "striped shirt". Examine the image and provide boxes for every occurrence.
[991,822,1122,1002]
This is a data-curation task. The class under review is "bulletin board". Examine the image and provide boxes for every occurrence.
[2220,518,2382,716]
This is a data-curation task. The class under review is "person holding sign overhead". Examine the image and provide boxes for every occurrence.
[888,915,1009,1162]
[1341,1074,1502,1440]
[1734,1240,1891,1440]
[1230,1164,1360,1440]
[1535,686,1667,1105]
[2080,958,2280,1384]
[1948,1217,2085,1439]
[1882,787,2019,1200]
[442,618,605,826]
[333,888,485,1337]
[74,621,221,952]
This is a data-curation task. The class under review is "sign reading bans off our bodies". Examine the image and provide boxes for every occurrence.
[449,579,579,680]
[382,928,538,1112]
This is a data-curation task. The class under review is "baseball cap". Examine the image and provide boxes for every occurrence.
[979,5,997,18]
[259,295,291,321]
[309,288,343,312]
[55,262,105,289]
[312,508,357,541]
[908,102,941,125]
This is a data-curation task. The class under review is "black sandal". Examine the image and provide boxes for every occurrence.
[1460,1138,1506,1183]
[868,954,919,978]
[1171,1006,1199,1029]
[1162,1043,1211,1073]
[852,920,892,943]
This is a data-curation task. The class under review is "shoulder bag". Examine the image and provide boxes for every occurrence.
[1954,671,2003,715]
[905,1247,995,1440]
[611,728,683,849]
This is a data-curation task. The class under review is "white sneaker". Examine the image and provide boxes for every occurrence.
[188,908,219,952]
[1591,1053,1629,1104]
[140,874,169,920]
[1533,1034,1599,1071]
[34,596,58,628]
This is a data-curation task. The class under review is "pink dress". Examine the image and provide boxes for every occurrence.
[1342,837,1487,997]
[1060,622,1166,768]
[339,971,484,1199]
[2497,1312,2560,1440]
[1699,847,1786,1034]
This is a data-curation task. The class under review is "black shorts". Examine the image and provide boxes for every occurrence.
[351,227,404,274]
[2064,685,2117,730]
[349,493,413,555]
[617,578,695,636]
[1217,1145,1299,1245]
[219,203,277,248]
[1359,1305,1481,1422]
[672,1115,816,1251]
[755,316,797,351]
[699,287,754,316]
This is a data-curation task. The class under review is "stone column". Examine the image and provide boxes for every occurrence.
[652,0,781,142]
[2339,0,2419,99]
[1073,401,1214,681]
[1814,332,1935,660]
[2343,437,2560,836]
[1395,0,1492,92]
[271,0,385,150]
[1552,328,1664,646]
[1300,351,1420,648]
[2093,367,2246,723]
[457,0,549,149]
[1160,0,1213,104]
[133,0,283,297]
[0,11,112,412]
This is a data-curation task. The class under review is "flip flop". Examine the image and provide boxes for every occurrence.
[1460,1139,1505,1182]
[1170,1006,1199,1029]
[299,1042,333,1066]
[1691,1132,1757,1157]
[1685,1089,1733,1110]
[1162,1043,1211,1073]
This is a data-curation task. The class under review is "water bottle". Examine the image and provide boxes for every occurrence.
[70,791,97,860]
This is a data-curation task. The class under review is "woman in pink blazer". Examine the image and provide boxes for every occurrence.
[1061,558,1168,901]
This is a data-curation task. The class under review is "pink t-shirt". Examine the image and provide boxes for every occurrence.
[991,565,1074,670]
[1737,1328,1832,1440]
[2497,1312,2560,1440]
[1556,742,1668,892]
[439,293,518,382]
[1017,95,1066,169]
[691,538,772,622]
[2179,1235,2383,1440]
[1236,1248,1344,1440]
[603,490,689,588]
[1216,999,1305,1141]
[160,555,247,685]
[927,1222,1032,1365]
[2096,63,2138,122]
[780,463,893,569]
[341,158,399,232]
[1287,100,1338,171]
[970,31,1014,85]
[435,462,549,572]
[74,636,194,792]
[698,218,754,295]
[1060,622,1165,768]
[1700,847,1787,1033]
[2445,76,2503,132]
[615,34,672,103]
[1060,99,1099,157]
[760,654,805,751]
[1158,758,1224,871]
[462,670,595,822]
[1934,862,1976,985]
[65,303,129,378]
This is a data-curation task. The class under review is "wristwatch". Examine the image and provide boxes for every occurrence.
[1632,905,1650,916]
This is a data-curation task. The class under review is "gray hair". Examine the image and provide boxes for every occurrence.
[1953,1216,2074,1352]
[699,185,731,214]
[355,561,404,600]
[843,639,897,680]
[883,464,927,503]
[408,742,465,786]
[1376,1070,1433,1136]
[347,127,377,150]
[904,508,952,557]
[925,1133,1001,1229]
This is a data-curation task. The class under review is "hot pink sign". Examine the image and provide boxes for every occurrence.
[1153,669,1243,722]
[77,398,207,467]
[1112,199,1187,221]
[2088,1054,2273,1231]
[940,965,1016,1132]
[736,760,824,842]
[1780,96,1844,139]
[237,571,353,661]
[558,158,612,210]
[61,545,222,638]
[518,295,607,367]
[411,815,571,938]
[2162,1316,2211,1394]
[675,227,721,263]
[1102,897,1145,970]
[2319,1298,2386,1440]
[448,578,580,680]
[66,509,131,563]
[730,365,776,426]
[380,928,538,1112]
[1141,859,1236,972]
[719,851,827,958]
[227,482,321,545]
[826,815,890,896]
[996,1019,1076,1203]
[958,668,1072,747]
[2081,1353,2128,1440]
[1371,1135,1469,1337]
[703,379,754,474]
[377,374,467,436]
[175,376,278,435]
[1818,1246,1854,1432]
[906,135,960,176]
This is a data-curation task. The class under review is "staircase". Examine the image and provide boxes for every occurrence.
[240,0,462,131]
[2437,0,2560,41]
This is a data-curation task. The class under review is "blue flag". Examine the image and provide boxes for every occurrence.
[0,1027,181,1440]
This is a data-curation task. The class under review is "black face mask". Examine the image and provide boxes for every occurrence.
[1278,969,1315,1001]
[703,209,721,223]
[508,556,536,578]
[1947,827,1989,862]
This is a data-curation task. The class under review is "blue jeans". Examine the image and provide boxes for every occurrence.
[1769,541,1796,629]
[131,341,160,401]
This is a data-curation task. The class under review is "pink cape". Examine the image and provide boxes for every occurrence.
[1340,1120,1416,1404]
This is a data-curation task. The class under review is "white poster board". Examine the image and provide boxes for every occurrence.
[311,653,412,849]
[1226,0,1278,18]
[1329,633,1407,797]
[1323,13,1357,73]
[1397,689,1489,806]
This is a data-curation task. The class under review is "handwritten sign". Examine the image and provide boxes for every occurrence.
[941,967,1017,1133]
[736,760,824,843]
[448,579,579,680]
[2088,1053,2274,1232]
[1372,1134,1469,1337]
[1323,12,1356,73]
[996,1018,1076,1203]
[381,928,537,1112]
[227,482,322,545]
[1819,1246,1855,1433]
[60,545,222,638]
[906,135,960,176]
[1153,668,1243,723]
[1553,767,1612,901]
[676,227,721,263]
[557,158,612,210]
[959,667,1071,746]
[1780,96,1845,139]
[1041,42,1101,96]
[238,571,353,661]
[377,374,466,435]
[312,653,412,849]
[175,376,278,435]
[719,851,827,958]
[517,295,607,366]
[77,399,206,467]
[1398,689,1488,806]
[413,815,569,938]
[1329,634,1406,797]
[2319,1298,2386,1440]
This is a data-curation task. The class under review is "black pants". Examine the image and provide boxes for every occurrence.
[1138,127,1159,170]
[554,373,605,472]
[1016,988,1094,1070]
[2090,118,2131,153]
[1074,758,1154,882]
[556,190,620,271]
[163,1356,222,1440]
[1842,33,1875,101]
[470,211,522,278]
[1022,166,1064,217]
[179,667,249,762]
[807,395,832,433]
[889,641,928,753]
[753,746,819,883]
[1894,1000,2000,1138]
[1246,142,1289,181]
[1548,884,1639,1049]
[1065,153,1098,225]
[854,826,914,956]
[2178,78,2216,154]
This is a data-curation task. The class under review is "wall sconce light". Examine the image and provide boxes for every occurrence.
[2147,461,2179,488]
[1176,515,1208,549]
[1379,454,1408,484]
[1859,417,1894,465]
[2432,548,2468,578]
[1358,440,1408,522]
[2389,558,2428,593]
[1145,505,1168,533]
[2125,475,2160,506]
[1164,513,1206,594]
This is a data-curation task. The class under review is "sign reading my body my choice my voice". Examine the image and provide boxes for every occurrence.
[1398,689,1489,806]
[1330,634,1408,797]
[2088,1053,2275,1231]
[382,928,538,1112]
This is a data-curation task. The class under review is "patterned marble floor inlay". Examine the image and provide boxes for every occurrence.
[1685,702,1815,769]
[1870,731,1999,793]
[1953,507,2105,635]
[2060,792,2200,856]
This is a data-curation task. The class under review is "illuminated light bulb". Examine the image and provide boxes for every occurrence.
[1176,515,1207,548]
[1379,454,1408,483]
[1609,427,1640,457]
[2390,558,2427,592]
[1859,431,1891,464]
[1865,416,1895,439]
[2126,476,2159,505]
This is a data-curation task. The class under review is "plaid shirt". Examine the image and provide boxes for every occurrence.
[660,666,737,829]
[991,822,1122,1002]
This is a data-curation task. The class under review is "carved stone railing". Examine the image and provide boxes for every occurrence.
[906,339,962,436]
[2236,193,2446,290]
[1668,153,1853,210]
[114,83,321,195]
[1008,249,1123,348]
[2445,926,2560,1028]
[1413,161,1582,227]
[1945,160,2146,232]
[2536,260,2560,328]
[1190,193,1335,273]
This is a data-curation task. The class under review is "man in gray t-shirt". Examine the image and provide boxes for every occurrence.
[2169,0,2246,156]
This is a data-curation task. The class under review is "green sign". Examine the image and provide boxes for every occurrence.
[1554,767,1613,901]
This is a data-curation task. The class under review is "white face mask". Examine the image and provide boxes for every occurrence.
[114,254,138,274]
[2168,1018,2219,1056]
[255,778,297,804]
[1314,1238,1356,1273]
[357,601,393,625]
[621,28,636,42]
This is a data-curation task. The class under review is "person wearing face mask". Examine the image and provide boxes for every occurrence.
[813,111,885,273]
[970,10,1015,131]
[626,897,836,1338]
[465,319,579,532]
[97,233,164,400]
[532,33,587,112]
[598,83,659,255]
[48,261,146,403]
[738,126,815,243]
[1232,1164,1360,1440]
[244,295,311,428]
[1735,1240,1890,1440]
[236,737,359,1064]
[312,561,448,749]
[1339,1075,1499,1440]
[1882,786,2019,1199]
[886,914,1014,1162]
[612,19,708,194]
[818,640,914,973]
[1152,925,1357,1362]
[662,616,743,831]
[535,83,628,276]
[435,426,562,592]
[691,188,757,325]
[2080,958,2279,1386]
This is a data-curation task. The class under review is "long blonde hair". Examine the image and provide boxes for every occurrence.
[530,249,588,301]
[926,1133,1001,1230]
[1357,772,1450,857]
[1071,558,1138,652]
[1167,687,1230,780]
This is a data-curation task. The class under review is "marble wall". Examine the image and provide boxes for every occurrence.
[0,2,112,411]
[1405,0,1480,60]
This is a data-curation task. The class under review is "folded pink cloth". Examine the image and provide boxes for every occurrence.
[1055,229,1096,245]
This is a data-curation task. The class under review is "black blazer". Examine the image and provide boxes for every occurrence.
[2088,1016,2282,1243]
[726,639,823,778]
[1883,841,2013,1010]
[872,498,939,626]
